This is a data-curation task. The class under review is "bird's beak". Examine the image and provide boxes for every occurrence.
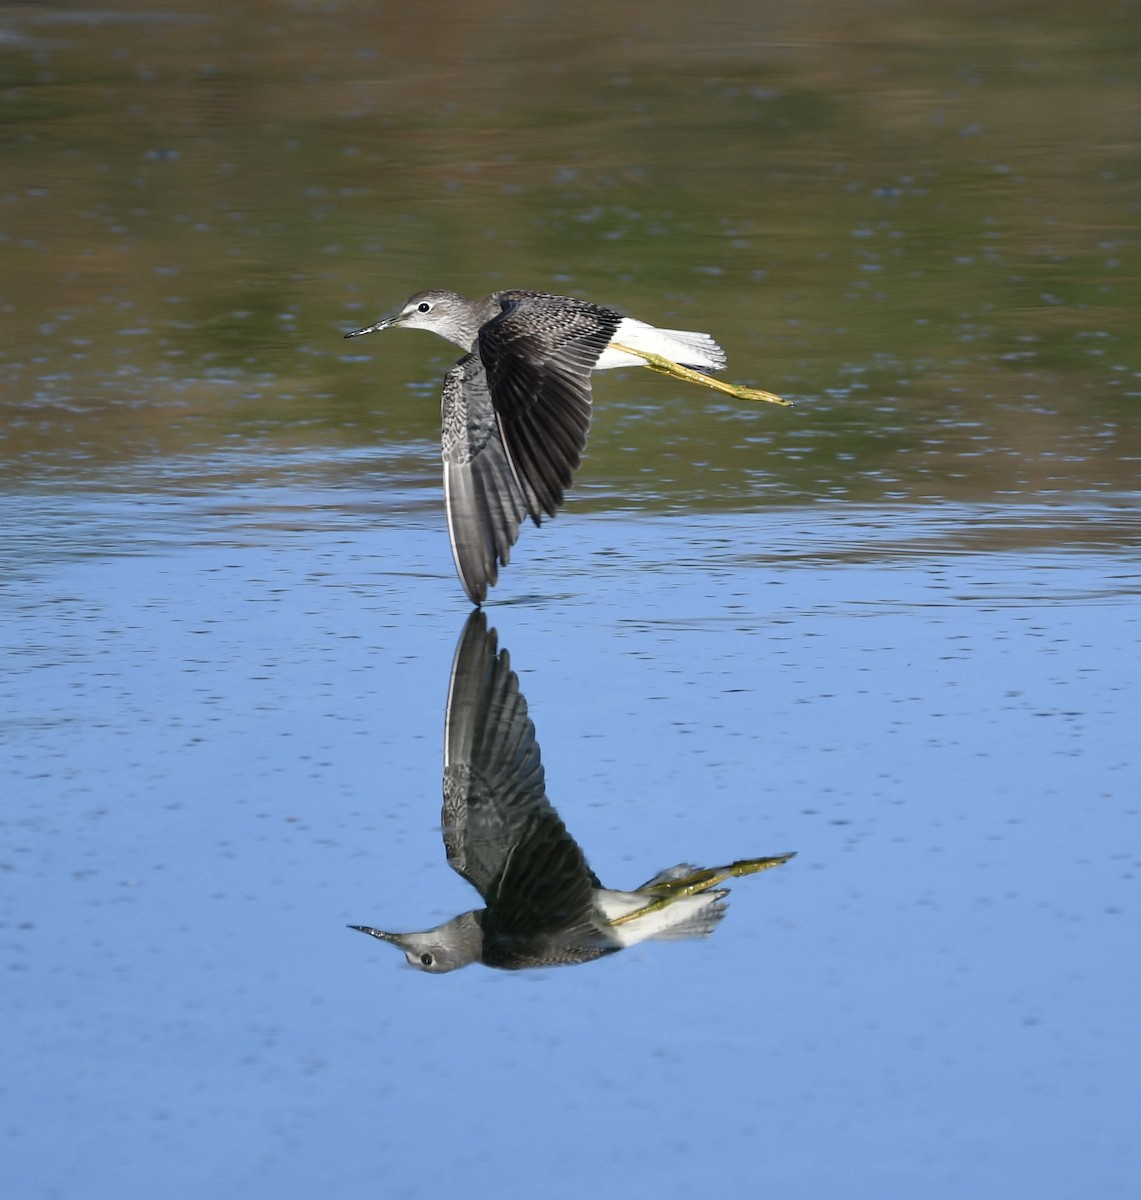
[348,924,404,944]
[343,313,399,339]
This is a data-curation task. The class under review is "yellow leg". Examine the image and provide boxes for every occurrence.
[608,853,796,927]
[609,343,793,408]
[723,853,798,879]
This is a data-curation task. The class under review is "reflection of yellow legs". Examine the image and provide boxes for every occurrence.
[609,853,796,927]
[609,343,793,408]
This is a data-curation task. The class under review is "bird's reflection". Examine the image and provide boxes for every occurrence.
[351,612,794,972]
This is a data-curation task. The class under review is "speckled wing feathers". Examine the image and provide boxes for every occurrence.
[442,614,611,967]
[478,291,621,522]
[441,356,530,604]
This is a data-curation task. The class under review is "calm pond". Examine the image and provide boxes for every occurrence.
[3,3,1138,1198]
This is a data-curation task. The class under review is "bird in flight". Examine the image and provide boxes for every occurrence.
[345,288,789,603]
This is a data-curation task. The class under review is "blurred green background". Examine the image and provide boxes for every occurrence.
[2,0,1137,509]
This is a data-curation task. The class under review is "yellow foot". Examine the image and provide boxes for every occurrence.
[609,343,793,408]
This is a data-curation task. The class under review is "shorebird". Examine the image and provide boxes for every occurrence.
[345,288,789,603]
[349,611,795,972]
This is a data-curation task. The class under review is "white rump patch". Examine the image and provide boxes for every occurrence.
[595,317,727,372]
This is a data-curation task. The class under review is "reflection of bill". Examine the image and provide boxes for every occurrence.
[351,612,794,973]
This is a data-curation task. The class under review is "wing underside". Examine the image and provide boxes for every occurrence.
[441,357,530,604]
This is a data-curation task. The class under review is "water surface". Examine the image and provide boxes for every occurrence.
[2,3,1138,1198]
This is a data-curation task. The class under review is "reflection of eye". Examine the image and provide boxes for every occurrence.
[420,953,434,966]
[417,302,431,313]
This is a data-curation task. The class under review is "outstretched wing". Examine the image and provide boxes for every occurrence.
[442,613,602,944]
[477,291,621,522]
[441,355,530,605]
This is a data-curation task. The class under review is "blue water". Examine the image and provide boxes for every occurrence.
[4,481,1137,1198]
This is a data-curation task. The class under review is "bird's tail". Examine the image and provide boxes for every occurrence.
[598,887,730,944]
[598,853,794,941]
[596,318,727,372]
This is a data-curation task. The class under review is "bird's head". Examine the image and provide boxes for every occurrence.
[343,290,474,350]
[349,911,483,974]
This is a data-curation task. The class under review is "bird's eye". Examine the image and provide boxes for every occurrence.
[417,302,431,313]
[420,953,434,966]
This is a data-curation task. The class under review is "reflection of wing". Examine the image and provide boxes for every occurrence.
[479,812,615,968]
[442,613,602,952]
[440,356,529,605]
